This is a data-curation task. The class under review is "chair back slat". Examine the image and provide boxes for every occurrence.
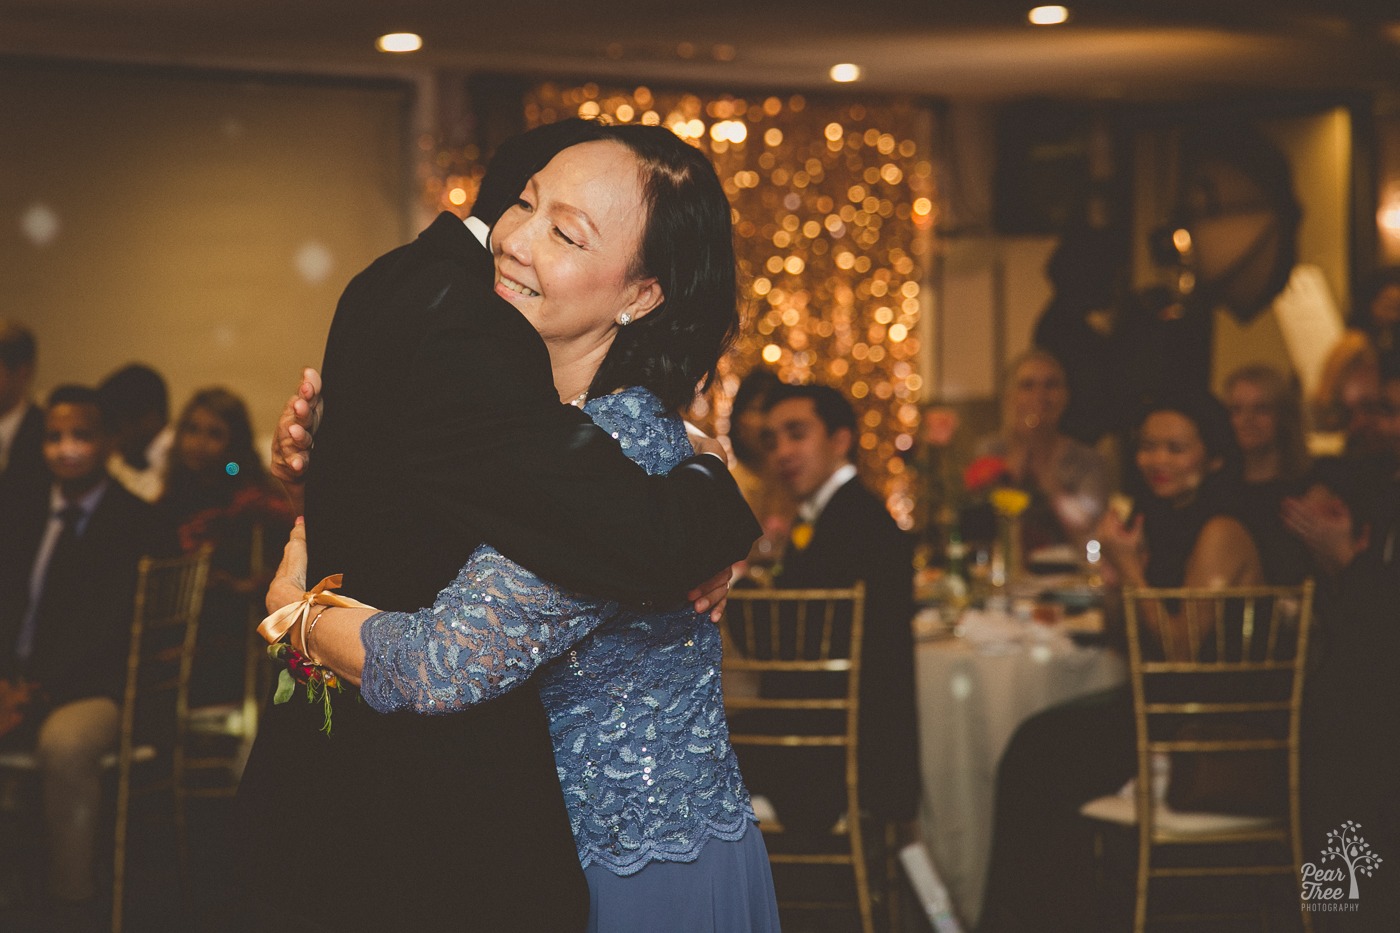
[112,544,211,933]
[721,584,878,932]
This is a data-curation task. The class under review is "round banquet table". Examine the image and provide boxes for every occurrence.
[914,615,1126,929]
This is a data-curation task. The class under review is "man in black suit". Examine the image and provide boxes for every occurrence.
[0,386,167,919]
[741,383,920,835]
[238,119,759,932]
[0,320,44,507]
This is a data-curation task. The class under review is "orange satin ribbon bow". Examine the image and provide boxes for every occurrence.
[257,574,376,646]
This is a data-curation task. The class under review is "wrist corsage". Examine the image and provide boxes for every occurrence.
[258,574,374,735]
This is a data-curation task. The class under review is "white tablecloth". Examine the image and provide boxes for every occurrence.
[915,621,1126,929]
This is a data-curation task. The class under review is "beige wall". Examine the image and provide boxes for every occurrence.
[1,60,414,442]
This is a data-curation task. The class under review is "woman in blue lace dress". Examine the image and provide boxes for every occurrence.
[265,124,779,932]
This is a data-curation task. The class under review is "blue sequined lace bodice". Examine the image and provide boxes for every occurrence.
[360,387,754,875]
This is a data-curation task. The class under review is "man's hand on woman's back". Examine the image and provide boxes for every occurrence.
[271,367,323,513]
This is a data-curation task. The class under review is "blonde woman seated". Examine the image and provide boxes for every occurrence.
[974,349,1111,557]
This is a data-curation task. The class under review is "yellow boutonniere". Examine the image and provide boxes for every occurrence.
[988,487,1031,519]
[791,521,814,551]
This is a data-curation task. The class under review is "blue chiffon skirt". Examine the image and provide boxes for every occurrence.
[583,821,781,933]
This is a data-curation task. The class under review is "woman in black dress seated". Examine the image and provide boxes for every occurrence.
[977,391,1264,933]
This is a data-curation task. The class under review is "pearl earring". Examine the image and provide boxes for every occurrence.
[618,312,632,326]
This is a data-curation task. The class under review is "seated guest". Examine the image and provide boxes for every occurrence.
[736,383,919,834]
[0,320,44,506]
[1284,411,1400,930]
[159,388,292,706]
[98,363,172,503]
[1223,363,1313,583]
[726,368,796,575]
[973,349,1111,556]
[1348,265,1400,367]
[1311,332,1383,458]
[0,386,168,920]
[979,392,1264,933]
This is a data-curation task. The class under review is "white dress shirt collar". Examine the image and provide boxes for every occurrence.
[464,215,490,250]
[797,462,858,524]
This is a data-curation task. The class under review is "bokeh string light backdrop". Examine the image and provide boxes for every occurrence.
[427,82,939,528]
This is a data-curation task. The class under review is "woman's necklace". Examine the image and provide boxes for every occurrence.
[567,390,588,409]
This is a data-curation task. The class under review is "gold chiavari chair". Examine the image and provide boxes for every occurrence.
[721,585,889,933]
[181,523,270,804]
[1079,582,1315,933]
[0,546,210,932]
[112,545,211,933]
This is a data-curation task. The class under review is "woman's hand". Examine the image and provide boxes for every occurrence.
[1094,509,1146,586]
[270,368,323,509]
[266,518,310,615]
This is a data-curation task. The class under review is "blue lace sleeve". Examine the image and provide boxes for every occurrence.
[359,546,622,714]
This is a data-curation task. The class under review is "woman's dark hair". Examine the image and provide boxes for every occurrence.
[1134,390,1242,484]
[163,387,268,504]
[1132,390,1245,586]
[585,123,739,412]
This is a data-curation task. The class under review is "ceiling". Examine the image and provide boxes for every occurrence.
[2,0,1399,100]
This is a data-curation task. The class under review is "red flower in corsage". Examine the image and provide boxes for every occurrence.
[259,574,373,737]
[268,642,343,735]
[962,455,1010,493]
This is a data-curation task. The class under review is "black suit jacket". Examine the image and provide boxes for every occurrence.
[774,476,921,822]
[0,479,167,707]
[0,404,46,510]
[238,213,759,933]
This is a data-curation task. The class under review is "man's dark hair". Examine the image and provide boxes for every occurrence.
[98,363,168,422]
[0,319,36,371]
[764,383,858,438]
[587,123,740,412]
[46,384,113,432]
[729,368,783,465]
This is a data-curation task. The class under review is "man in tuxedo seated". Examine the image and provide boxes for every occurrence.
[0,386,168,918]
[736,383,920,838]
[0,320,44,506]
[97,363,172,503]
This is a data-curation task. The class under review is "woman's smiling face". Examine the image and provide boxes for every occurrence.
[491,139,661,346]
[1136,410,1217,504]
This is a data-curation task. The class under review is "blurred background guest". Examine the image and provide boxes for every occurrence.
[97,363,172,504]
[0,386,169,927]
[1310,331,1382,454]
[0,321,43,507]
[726,368,796,576]
[738,383,919,837]
[972,349,1111,557]
[158,387,291,706]
[1223,363,1313,583]
[1348,265,1400,368]
[1287,417,1400,931]
[980,391,1263,933]
[1032,223,1131,447]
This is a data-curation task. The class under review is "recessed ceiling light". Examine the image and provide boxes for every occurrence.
[1028,6,1070,26]
[829,63,862,83]
[376,33,423,53]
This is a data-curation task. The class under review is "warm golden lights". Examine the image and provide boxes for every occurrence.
[375,33,423,53]
[829,63,863,83]
[1027,6,1070,26]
